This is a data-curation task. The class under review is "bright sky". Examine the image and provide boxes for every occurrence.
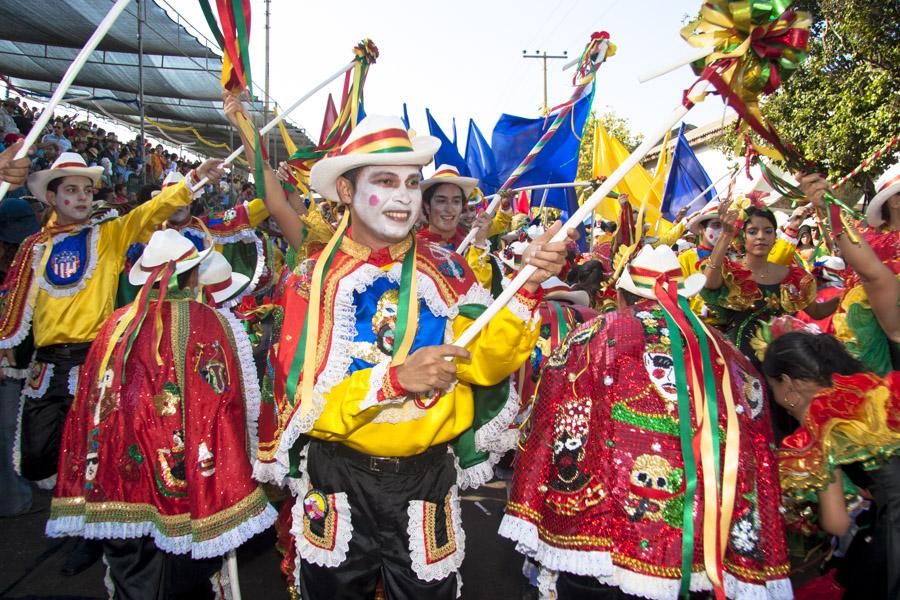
[171,0,728,157]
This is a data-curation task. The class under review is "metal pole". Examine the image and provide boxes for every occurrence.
[137,0,146,183]
[263,0,271,140]
[542,52,548,112]
[522,50,567,114]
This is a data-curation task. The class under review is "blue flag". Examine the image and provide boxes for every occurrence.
[661,124,715,219]
[426,109,469,175]
[464,119,498,195]
[401,103,410,130]
[489,88,593,211]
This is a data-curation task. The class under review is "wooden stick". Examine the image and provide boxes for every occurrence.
[225,549,242,600]
[191,59,356,192]
[453,82,709,349]
[0,0,132,203]
[637,46,714,83]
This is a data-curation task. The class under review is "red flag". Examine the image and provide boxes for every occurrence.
[515,190,530,214]
[319,94,338,147]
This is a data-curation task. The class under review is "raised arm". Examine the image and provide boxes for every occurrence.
[703,202,740,290]
[222,91,305,251]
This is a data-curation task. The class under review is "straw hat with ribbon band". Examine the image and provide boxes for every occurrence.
[26,152,103,203]
[866,161,900,228]
[199,250,251,306]
[309,115,440,202]
[97,230,212,395]
[617,244,741,598]
[686,199,721,235]
[420,164,478,199]
[286,117,440,422]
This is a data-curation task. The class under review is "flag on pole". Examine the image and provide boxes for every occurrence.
[426,109,469,175]
[319,94,338,147]
[401,103,411,130]
[661,124,715,219]
[490,89,593,211]
[464,119,498,194]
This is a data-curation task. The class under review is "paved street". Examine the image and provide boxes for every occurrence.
[0,480,530,600]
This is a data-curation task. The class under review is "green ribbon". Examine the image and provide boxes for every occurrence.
[230,0,254,97]
[659,308,698,598]
[682,298,722,484]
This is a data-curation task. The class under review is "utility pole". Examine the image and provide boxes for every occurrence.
[137,0,146,182]
[522,49,568,114]
[263,0,271,153]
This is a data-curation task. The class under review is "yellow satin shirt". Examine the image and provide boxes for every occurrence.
[33,182,192,347]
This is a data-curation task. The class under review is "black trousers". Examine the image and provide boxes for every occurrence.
[103,537,222,600]
[556,573,712,599]
[298,439,459,600]
[20,343,90,481]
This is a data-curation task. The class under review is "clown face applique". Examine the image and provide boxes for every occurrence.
[734,365,764,419]
[624,454,685,527]
[644,351,677,403]
[549,397,592,493]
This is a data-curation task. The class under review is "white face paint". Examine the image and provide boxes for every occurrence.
[702,219,723,248]
[47,175,94,225]
[350,165,423,243]
[644,352,677,402]
[85,452,99,482]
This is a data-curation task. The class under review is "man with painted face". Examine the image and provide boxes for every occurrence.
[0,151,223,574]
[227,94,572,597]
[501,244,792,599]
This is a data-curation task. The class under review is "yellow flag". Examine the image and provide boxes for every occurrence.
[275,108,298,156]
[591,120,670,228]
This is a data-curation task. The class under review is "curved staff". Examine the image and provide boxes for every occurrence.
[456,34,613,255]
[190,59,356,193]
[0,0,132,204]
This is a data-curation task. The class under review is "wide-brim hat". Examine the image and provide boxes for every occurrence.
[151,171,185,197]
[866,161,900,228]
[310,115,440,202]
[686,199,720,235]
[198,250,251,305]
[542,275,591,306]
[616,244,706,300]
[421,164,478,198]
[26,152,103,202]
[129,229,211,285]
[499,240,530,271]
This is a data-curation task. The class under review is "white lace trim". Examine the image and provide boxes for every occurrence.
[67,365,81,396]
[21,360,53,399]
[1,366,28,379]
[450,446,500,491]
[45,501,277,560]
[473,374,520,454]
[500,515,794,600]
[34,223,102,299]
[216,308,262,462]
[457,281,494,308]
[0,276,37,349]
[777,229,798,245]
[537,566,559,600]
[359,360,391,411]
[222,237,266,310]
[292,490,353,569]
[406,485,466,583]
[507,294,540,327]
[12,387,25,474]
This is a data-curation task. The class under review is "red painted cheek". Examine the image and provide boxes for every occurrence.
[368,194,380,206]
[63,199,70,206]
[653,368,664,379]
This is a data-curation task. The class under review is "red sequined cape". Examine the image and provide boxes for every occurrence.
[46,296,275,558]
[500,302,792,599]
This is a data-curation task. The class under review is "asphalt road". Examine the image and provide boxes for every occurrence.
[0,480,531,600]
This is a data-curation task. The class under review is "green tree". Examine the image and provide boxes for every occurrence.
[722,1,899,197]
[576,111,644,181]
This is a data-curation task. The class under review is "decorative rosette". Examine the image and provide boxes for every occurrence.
[353,38,379,65]
[680,0,812,164]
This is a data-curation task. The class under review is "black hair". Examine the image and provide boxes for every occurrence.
[620,288,645,307]
[567,259,607,297]
[46,178,64,195]
[743,206,777,230]
[882,201,890,225]
[762,331,866,387]
[138,184,161,203]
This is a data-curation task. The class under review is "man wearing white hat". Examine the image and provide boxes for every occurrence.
[502,244,792,599]
[46,229,275,599]
[224,91,573,598]
[0,151,222,573]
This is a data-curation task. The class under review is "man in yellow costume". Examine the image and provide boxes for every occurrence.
[0,152,222,573]
[251,113,573,599]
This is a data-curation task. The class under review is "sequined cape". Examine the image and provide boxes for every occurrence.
[46,295,276,558]
[500,302,792,600]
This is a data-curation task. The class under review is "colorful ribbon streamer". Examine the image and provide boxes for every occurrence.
[681,0,811,166]
[200,0,254,97]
